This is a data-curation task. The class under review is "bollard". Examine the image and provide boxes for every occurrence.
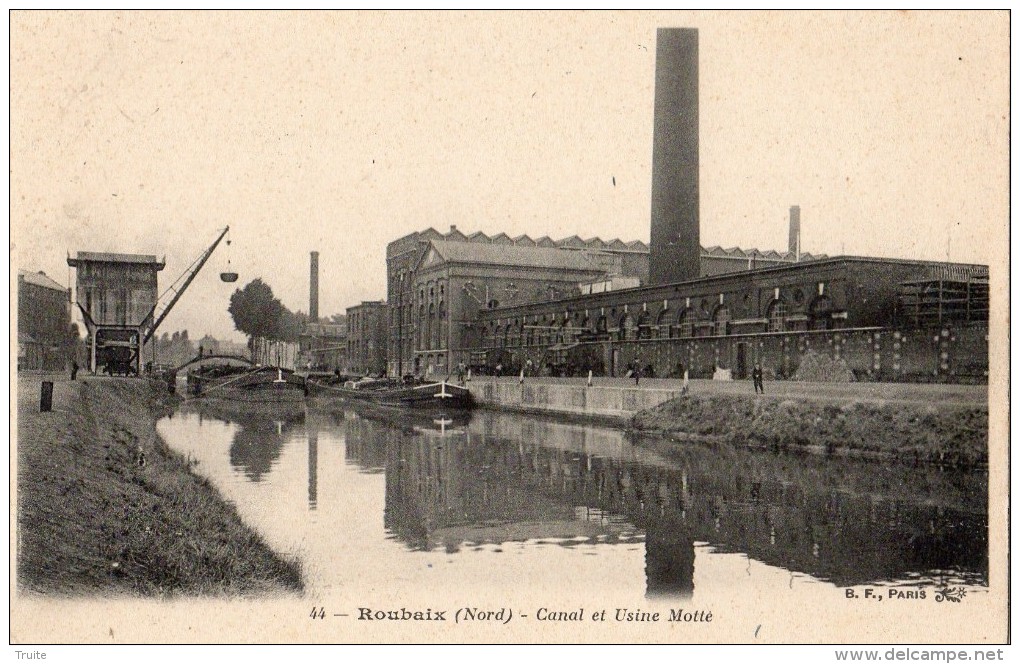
[40,381,53,412]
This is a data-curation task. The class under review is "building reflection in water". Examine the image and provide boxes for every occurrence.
[334,407,987,599]
[308,427,318,510]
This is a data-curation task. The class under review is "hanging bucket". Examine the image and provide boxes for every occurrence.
[220,272,238,283]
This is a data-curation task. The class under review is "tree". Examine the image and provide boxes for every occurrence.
[228,278,288,343]
[279,309,308,343]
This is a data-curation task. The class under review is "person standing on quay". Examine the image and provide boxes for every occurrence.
[70,360,79,381]
[752,363,764,394]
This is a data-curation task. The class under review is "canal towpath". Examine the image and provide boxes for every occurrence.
[14,373,303,596]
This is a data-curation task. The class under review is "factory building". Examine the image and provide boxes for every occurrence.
[347,301,388,376]
[375,27,988,384]
[461,26,988,384]
[471,256,988,382]
[17,270,73,371]
[299,321,347,373]
[385,227,649,377]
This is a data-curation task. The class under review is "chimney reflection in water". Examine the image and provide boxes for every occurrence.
[308,421,318,511]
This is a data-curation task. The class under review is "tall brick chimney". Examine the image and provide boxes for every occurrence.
[309,251,319,322]
[649,28,700,285]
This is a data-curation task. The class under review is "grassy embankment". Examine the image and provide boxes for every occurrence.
[16,376,303,596]
[631,392,988,468]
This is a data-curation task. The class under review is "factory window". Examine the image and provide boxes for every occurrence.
[417,305,425,349]
[767,299,787,332]
[637,311,652,339]
[809,295,834,330]
[428,303,437,349]
[655,309,669,338]
[504,325,511,348]
[438,301,447,349]
[619,314,636,341]
[675,309,693,338]
[712,305,730,336]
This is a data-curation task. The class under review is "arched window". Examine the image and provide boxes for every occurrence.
[417,304,425,349]
[427,302,436,349]
[438,301,447,349]
[655,309,670,339]
[676,308,693,338]
[619,313,636,341]
[767,299,787,333]
[504,325,511,348]
[712,305,730,336]
[637,311,652,339]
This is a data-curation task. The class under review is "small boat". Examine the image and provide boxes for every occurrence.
[308,376,473,411]
[189,365,307,404]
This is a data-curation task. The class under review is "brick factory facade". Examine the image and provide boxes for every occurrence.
[469,257,988,383]
[17,270,73,371]
[385,226,649,378]
[382,224,820,378]
[346,301,387,376]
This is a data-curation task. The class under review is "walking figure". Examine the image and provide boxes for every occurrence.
[752,363,764,394]
[70,360,79,381]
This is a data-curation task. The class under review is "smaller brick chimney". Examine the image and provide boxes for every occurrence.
[788,206,801,256]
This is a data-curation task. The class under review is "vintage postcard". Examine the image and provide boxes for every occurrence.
[9,10,1009,651]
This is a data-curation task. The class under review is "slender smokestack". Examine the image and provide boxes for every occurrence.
[309,251,319,322]
[649,28,700,285]
[788,205,801,255]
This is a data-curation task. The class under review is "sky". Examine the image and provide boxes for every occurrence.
[10,11,1009,342]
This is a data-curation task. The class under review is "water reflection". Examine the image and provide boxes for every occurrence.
[165,402,988,599]
[228,410,305,482]
[356,410,987,594]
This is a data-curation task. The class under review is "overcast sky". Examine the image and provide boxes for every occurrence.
[11,11,1009,342]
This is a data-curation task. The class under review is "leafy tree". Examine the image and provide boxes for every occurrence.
[279,309,308,343]
[228,278,287,342]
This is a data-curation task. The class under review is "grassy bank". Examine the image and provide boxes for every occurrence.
[631,393,988,467]
[16,376,303,596]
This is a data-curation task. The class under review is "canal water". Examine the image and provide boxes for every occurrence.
[157,401,988,610]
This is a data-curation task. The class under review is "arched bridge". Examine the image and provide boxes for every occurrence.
[175,354,253,373]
